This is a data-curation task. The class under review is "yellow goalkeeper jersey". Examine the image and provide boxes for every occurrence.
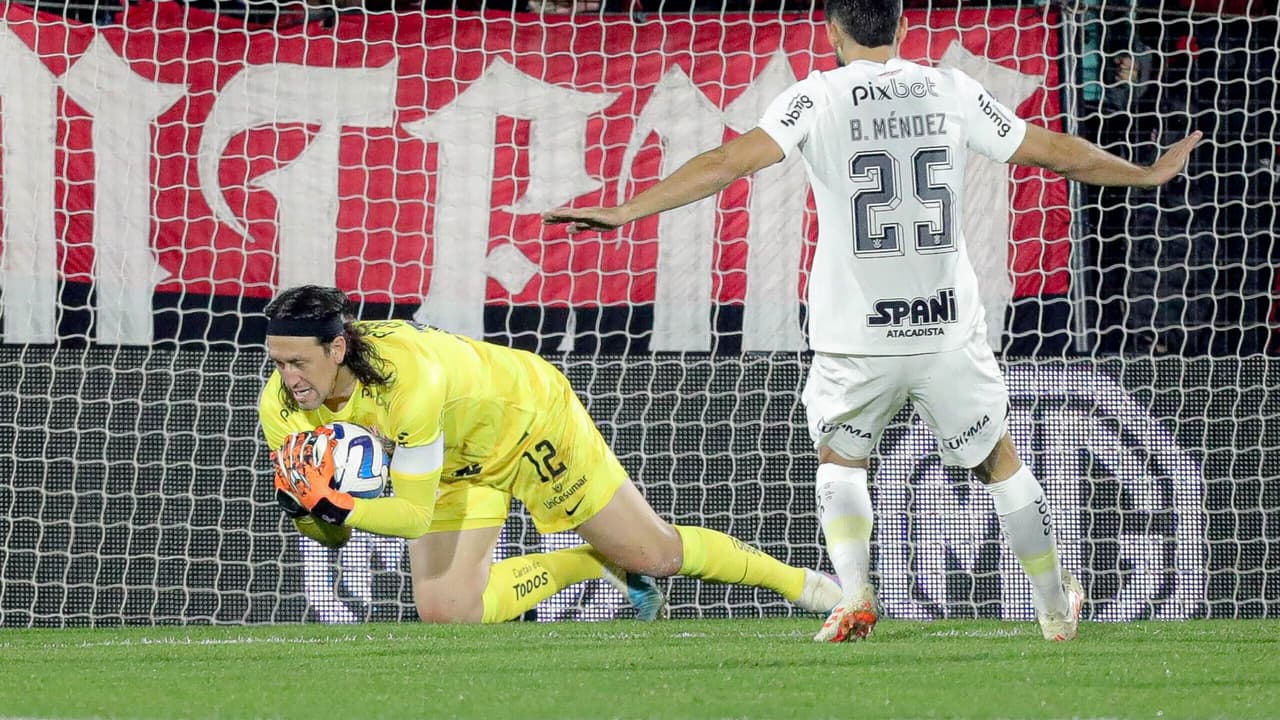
[258,320,568,536]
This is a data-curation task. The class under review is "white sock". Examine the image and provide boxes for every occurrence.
[985,464,1068,616]
[815,464,873,594]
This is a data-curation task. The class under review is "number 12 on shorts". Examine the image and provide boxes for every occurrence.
[521,439,566,483]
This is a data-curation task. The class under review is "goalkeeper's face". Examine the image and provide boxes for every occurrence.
[267,335,347,411]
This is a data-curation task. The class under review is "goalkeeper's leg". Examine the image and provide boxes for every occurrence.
[409,526,596,623]
[576,481,842,613]
[408,525,502,623]
[409,526,660,623]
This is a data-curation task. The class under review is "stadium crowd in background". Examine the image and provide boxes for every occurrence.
[1072,0,1277,356]
[1088,41,1216,356]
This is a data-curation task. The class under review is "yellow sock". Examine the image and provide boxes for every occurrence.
[674,525,805,601]
[480,545,604,623]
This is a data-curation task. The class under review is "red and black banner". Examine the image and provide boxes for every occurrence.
[0,2,1068,351]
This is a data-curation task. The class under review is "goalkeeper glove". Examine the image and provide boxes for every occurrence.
[275,487,308,519]
[271,427,356,526]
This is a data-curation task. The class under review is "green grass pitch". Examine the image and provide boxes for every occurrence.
[3,619,1277,719]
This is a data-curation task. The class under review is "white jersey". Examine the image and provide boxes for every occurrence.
[758,58,1027,355]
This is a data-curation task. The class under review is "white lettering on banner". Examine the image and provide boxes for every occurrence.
[939,44,1040,352]
[299,532,405,624]
[622,66,725,352]
[60,36,186,345]
[1047,410,1204,622]
[723,51,808,352]
[199,62,398,290]
[875,366,1207,622]
[0,24,59,343]
[875,456,995,605]
[403,60,615,339]
[0,21,1055,348]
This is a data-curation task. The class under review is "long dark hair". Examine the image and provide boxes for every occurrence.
[824,0,901,48]
[264,285,392,410]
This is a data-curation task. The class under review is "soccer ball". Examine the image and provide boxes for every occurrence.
[326,422,389,499]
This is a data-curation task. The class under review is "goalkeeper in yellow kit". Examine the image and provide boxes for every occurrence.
[261,285,841,624]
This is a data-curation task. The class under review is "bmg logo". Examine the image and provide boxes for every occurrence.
[976,93,1013,137]
[780,93,814,128]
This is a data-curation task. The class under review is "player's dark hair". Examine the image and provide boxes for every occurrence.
[824,0,901,48]
[264,285,392,410]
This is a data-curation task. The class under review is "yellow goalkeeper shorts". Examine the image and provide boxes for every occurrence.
[427,375,629,535]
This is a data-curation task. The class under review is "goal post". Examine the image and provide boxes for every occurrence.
[0,0,1275,626]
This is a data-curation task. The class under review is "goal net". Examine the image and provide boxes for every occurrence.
[0,0,1275,626]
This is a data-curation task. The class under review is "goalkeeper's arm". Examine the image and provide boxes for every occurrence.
[278,471,437,544]
[276,434,443,540]
[342,469,439,538]
[339,437,443,539]
[294,516,352,548]
[276,487,351,548]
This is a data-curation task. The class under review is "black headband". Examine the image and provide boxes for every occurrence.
[266,315,345,339]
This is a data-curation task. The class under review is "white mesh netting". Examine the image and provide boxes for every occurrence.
[0,0,1275,625]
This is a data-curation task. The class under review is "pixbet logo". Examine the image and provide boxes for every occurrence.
[851,76,940,106]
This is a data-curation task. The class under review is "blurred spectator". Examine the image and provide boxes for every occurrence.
[420,0,612,12]
[1094,44,1214,355]
[17,0,126,23]
[525,0,602,13]
[1175,0,1269,15]
[181,0,416,22]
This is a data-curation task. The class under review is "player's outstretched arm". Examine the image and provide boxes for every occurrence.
[1009,122,1203,188]
[542,128,785,233]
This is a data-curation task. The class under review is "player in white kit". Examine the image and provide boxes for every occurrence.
[544,0,1200,642]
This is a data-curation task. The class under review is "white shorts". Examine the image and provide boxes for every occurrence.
[801,334,1009,468]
